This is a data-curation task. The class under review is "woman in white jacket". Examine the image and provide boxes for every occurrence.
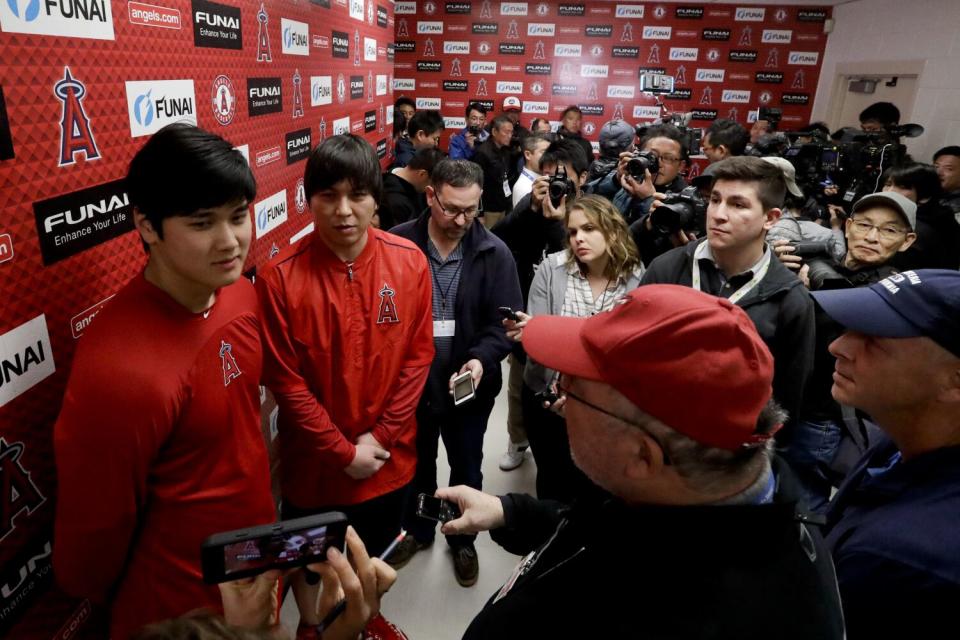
[506,194,644,502]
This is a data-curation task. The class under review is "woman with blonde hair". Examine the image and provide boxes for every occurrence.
[507,194,644,502]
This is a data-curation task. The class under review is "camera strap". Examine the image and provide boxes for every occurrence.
[691,241,772,305]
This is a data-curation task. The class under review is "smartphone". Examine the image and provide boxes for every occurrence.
[452,370,476,405]
[498,306,521,322]
[201,512,348,584]
[416,493,462,523]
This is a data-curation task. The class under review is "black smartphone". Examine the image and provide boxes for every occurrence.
[535,388,560,405]
[416,493,462,523]
[201,512,348,584]
[498,306,521,322]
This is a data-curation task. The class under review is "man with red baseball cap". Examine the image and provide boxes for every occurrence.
[436,285,844,639]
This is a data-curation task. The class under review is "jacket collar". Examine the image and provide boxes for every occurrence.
[683,239,802,301]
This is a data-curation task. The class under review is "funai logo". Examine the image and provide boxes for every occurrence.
[126,79,197,137]
[1,0,115,39]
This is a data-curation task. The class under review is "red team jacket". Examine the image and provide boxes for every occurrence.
[257,228,434,509]
[53,274,276,639]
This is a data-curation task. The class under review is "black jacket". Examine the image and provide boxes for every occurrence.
[490,193,567,303]
[474,139,519,213]
[380,172,424,231]
[892,199,960,271]
[641,240,815,437]
[464,457,844,640]
[390,213,522,409]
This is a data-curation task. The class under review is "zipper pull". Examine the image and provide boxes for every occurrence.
[347,262,354,281]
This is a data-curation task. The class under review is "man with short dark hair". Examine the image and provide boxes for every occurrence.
[703,119,749,163]
[256,134,434,634]
[54,123,276,639]
[511,133,552,208]
[813,269,960,638]
[440,285,844,639]
[389,160,522,586]
[934,145,960,217]
[859,101,900,132]
[393,110,444,168]
[474,115,519,226]
[449,102,489,161]
[557,105,594,165]
[380,146,446,230]
[642,156,815,480]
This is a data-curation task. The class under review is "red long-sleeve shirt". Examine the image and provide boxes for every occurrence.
[53,274,275,639]
[256,228,434,508]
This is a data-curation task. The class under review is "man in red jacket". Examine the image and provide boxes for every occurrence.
[53,124,276,639]
[256,135,434,636]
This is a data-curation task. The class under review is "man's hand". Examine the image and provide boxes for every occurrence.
[622,169,656,200]
[503,311,532,343]
[827,204,846,230]
[436,485,506,535]
[218,569,281,631]
[798,263,812,289]
[465,131,477,149]
[450,359,483,393]
[771,239,803,272]
[308,527,397,640]
[356,432,385,450]
[541,192,567,220]
[530,175,549,213]
[345,444,390,479]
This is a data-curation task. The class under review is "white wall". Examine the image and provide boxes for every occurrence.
[811,0,960,162]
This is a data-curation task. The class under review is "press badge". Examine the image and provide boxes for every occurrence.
[433,319,456,337]
[502,178,512,197]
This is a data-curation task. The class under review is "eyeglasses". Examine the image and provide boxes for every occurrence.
[558,379,672,465]
[653,153,682,165]
[849,218,907,242]
[434,194,482,219]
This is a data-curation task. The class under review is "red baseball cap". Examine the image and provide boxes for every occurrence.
[523,285,775,451]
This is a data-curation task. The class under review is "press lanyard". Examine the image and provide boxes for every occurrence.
[521,167,539,181]
[691,241,771,304]
[428,250,463,320]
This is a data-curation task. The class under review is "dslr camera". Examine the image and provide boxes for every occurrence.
[548,164,577,208]
[650,185,707,236]
[625,149,660,182]
[467,124,482,136]
[789,240,849,290]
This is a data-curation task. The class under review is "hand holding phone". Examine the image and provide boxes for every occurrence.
[498,306,521,322]
[201,512,348,584]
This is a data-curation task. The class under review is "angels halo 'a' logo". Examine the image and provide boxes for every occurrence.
[295,178,306,214]
[534,40,546,59]
[211,75,237,126]
[583,122,596,136]
[774,7,788,22]
[478,41,491,55]
[424,0,436,15]
[367,0,374,24]
[759,90,772,105]
[336,74,346,104]
[653,5,666,19]
[476,78,488,96]
[220,340,242,386]
[506,19,519,39]
[269,242,280,258]
[531,81,544,95]
[647,43,660,64]
[699,86,713,105]
[586,83,598,101]
[591,45,603,58]
[396,18,408,38]
[536,3,549,16]
[377,283,400,324]
[707,48,720,62]
[423,37,435,57]
[613,102,624,120]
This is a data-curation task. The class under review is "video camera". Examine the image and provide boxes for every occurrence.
[635,112,703,158]
[649,185,707,236]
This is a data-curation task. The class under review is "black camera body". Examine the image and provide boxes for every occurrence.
[650,185,707,236]
[467,124,482,136]
[787,240,850,290]
[626,149,660,181]
[548,164,577,208]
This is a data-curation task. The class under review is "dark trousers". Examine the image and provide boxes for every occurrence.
[404,398,495,548]
[282,483,409,557]
[522,383,593,504]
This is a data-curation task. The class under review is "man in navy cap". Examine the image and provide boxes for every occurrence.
[813,269,960,637]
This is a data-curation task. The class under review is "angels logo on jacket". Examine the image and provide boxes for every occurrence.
[0,438,47,542]
[621,22,633,42]
[377,283,400,324]
[270,242,280,257]
[220,340,243,386]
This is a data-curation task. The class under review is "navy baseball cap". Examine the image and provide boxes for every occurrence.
[811,269,960,357]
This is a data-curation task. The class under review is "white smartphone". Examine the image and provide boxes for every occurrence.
[452,371,476,405]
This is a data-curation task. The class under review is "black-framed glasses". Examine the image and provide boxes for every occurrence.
[558,379,672,465]
[433,193,482,219]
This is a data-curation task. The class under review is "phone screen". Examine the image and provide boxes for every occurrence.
[417,494,461,523]
[222,524,335,576]
[453,373,475,403]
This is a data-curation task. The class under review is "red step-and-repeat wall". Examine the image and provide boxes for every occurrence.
[393,0,831,163]
[0,0,394,636]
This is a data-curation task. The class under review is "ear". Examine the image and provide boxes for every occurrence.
[622,429,666,482]
[762,207,782,230]
[134,209,161,246]
[425,184,436,205]
[897,232,918,252]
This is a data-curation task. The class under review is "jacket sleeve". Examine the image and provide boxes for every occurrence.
[489,493,566,556]
[371,253,435,448]
[773,287,815,434]
[466,246,523,381]
[522,258,556,392]
[53,357,172,603]
[491,199,543,249]
[448,133,469,160]
[256,274,356,468]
